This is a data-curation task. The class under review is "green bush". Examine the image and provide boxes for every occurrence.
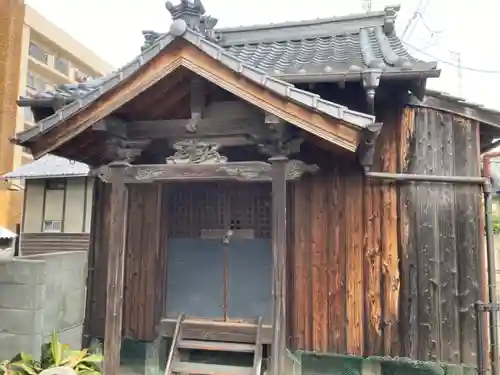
[0,330,103,375]
[493,217,500,235]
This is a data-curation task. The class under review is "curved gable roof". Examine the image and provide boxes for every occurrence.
[18,5,438,119]
[15,19,377,159]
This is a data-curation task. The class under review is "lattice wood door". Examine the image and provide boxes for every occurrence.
[168,182,272,238]
[166,182,272,322]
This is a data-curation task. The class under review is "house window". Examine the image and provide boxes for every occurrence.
[54,56,69,75]
[43,220,62,233]
[45,179,66,190]
[29,41,49,64]
[24,107,34,123]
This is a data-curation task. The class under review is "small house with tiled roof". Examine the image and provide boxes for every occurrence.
[9,2,500,374]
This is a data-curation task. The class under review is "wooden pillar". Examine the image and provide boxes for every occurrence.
[103,162,130,375]
[270,156,288,375]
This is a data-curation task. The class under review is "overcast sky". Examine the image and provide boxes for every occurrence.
[26,0,500,110]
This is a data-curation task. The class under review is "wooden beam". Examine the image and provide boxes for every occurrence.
[127,116,271,141]
[29,50,184,158]
[180,44,362,152]
[186,78,206,132]
[269,156,288,375]
[96,160,319,183]
[29,41,364,159]
[103,162,129,375]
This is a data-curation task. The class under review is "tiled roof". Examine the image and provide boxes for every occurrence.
[15,18,376,145]
[3,154,90,179]
[218,9,437,81]
[18,6,437,113]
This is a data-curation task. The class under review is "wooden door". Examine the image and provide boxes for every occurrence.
[165,182,272,322]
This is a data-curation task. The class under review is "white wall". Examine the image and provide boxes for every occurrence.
[23,177,94,233]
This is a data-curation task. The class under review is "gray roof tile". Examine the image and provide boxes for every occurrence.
[3,154,90,179]
[18,6,437,112]
[222,26,433,79]
[16,19,376,145]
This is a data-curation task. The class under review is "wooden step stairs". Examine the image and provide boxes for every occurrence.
[164,314,264,375]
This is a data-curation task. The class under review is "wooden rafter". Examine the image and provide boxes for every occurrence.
[29,41,365,159]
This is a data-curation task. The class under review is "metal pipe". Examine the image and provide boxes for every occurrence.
[477,302,487,375]
[365,171,488,184]
[484,181,500,374]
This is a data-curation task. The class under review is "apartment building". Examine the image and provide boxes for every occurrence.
[0,1,113,230]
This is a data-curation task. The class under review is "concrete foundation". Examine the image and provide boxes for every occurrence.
[0,251,87,360]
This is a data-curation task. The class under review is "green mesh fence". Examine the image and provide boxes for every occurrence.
[288,350,477,375]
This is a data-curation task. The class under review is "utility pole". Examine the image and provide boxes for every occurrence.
[362,0,372,13]
[449,50,463,97]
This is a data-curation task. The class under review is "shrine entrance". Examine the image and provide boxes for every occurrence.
[165,181,273,324]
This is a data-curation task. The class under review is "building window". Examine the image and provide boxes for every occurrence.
[43,220,62,233]
[29,42,49,64]
[26,73,48,92]
[26,72,35,89]
[45,179,66,190]
[54,56,69,75]
[24,107,34,123]
[34,76,48,92]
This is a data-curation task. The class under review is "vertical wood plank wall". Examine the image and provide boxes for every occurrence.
[122,184,166,341]
[398,107,481,365]
[84,106,483,367]
[85,182,168,342]
[288,106,482,366]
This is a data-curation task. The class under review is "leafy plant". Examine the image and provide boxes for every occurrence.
[493,217,500,235]
[0,330,103,375]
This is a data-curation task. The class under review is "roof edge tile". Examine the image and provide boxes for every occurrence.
[16,23,375,146]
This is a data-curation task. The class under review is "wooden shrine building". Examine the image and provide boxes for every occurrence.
[14,2,500,375]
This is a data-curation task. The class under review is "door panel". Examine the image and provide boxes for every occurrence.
[165,182,273,321]
[227,239,272,323]
[166,238,224,319]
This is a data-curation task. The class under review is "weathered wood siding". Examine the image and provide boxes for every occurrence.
[288,123,399,357]
[84,181,111,341]
[20,233,90,255]
[288,106,482,366]
[122,184,166,340]
[84,182,168,342]
[84,106,482,367]
[398,107,481,365]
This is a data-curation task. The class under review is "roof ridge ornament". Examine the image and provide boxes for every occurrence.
[383,5,400,35]
[165,0,218,38]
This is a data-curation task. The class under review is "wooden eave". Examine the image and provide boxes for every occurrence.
[19,33,375,160]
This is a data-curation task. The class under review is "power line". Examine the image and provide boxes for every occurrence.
[401,0,424,40]
[415,11,443,36]
[361,0,372,12]
[404,42,500,74]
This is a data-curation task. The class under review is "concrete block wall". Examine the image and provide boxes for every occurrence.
[0,251,88,360]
